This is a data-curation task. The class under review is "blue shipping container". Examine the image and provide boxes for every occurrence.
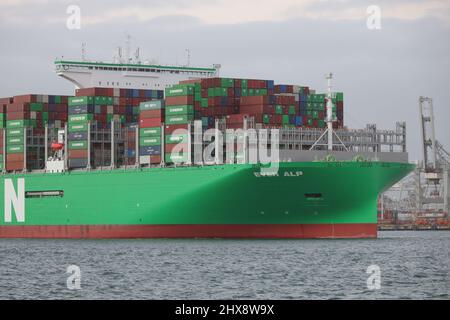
[140,145,161,156]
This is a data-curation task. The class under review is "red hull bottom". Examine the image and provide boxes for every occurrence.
[0,224,377,239]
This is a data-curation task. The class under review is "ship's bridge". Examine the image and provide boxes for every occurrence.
[54,60,219,89]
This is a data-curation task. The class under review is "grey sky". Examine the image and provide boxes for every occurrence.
[0,0,449,160]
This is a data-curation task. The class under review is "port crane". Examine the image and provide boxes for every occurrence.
[379,97,449,229]
[416,97,449,218]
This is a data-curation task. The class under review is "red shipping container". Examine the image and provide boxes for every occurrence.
[164,124,189,134]
[226,113,249,124]
[140,109,164,119]
[7,103,29,113]
[6,161,24,171]
[13,95,37,104]
[240,105,274,114]
[69,149,88,158]
[75,87,109,97]
[240,96,274,106]
[140,118,162,128]
[150,155,162,164]
[95,114,107,123]
[165,143,188,153]
[7,111,30,120]
[165,96,194,106]
[0,97,13,105]
[56,105,67,113]
[133,98,146,106]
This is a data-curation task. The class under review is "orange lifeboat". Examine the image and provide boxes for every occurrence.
[51,142,64,151]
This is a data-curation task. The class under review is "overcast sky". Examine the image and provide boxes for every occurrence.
[0,0,449,160]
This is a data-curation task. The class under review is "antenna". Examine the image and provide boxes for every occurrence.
[213,64,222,77]
[135,47,141,64]
[81,43,87,61]
[125,34,131,63]
[118,46,123,63]
[185,48,191,66]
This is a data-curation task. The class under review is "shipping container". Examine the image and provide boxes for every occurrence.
[68,122,88,132]
[140,127,161,137]
[139,100,165,111]
[165,115,194,125]
[68,140,88,150]
[165,134,188,144]
[165,105,194,116]
[139,136,161,146]
[165,85,195,97]
[139,145,162,156]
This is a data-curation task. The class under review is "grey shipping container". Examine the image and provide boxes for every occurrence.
[68,132,88,141]
[139,145,161,156]
[69,105,95,115]
[69,158,89,168]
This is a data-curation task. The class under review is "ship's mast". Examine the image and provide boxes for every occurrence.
[125,34,131,63]
[326,73,334,151]
[81,43,87,61]
[309,73,348,152]
[186,49,191,67]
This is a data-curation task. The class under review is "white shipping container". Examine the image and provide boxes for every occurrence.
[139,155,150,164]
[42,95,49,103]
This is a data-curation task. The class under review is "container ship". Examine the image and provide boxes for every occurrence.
[0,54,414,239]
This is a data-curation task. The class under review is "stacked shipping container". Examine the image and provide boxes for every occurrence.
[139,100,165,165]
[4,94,69,171]
[164,85,194,163]
[0,98,10,171]
[0,77,345,171]
[67,96,93,168]
[67,88,164,168]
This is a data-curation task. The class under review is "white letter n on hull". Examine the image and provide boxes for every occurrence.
[4,178,25,223]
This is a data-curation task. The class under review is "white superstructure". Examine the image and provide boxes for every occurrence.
[55,59,219,89]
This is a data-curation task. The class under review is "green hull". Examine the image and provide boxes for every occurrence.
[0,162,414,238]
